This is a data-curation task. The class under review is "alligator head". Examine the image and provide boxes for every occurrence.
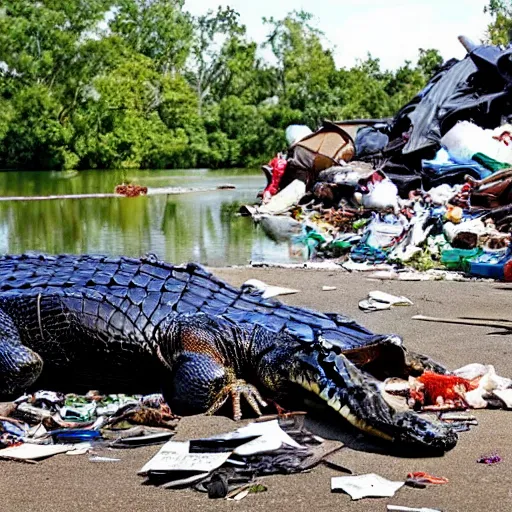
[251,328,458,453]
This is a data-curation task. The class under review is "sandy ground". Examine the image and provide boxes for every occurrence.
[2,268,512,512]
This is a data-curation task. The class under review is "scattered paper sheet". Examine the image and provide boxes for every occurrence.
[242,279,300,299]
[0,443,85,461]
[331,473,404,500]
[368,291,413,306]
[191,419,304,456]
[138,441,231,476]
[233,420,303,455]
[359,291,413,312]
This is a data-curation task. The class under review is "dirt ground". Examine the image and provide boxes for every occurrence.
[2,268,512,512]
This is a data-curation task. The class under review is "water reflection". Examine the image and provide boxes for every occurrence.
[0,169,305,266]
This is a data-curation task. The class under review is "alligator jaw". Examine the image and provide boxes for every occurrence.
[295,373,394,441]
[287,350,458,452]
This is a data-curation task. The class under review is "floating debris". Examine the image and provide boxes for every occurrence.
[115,184,148,197]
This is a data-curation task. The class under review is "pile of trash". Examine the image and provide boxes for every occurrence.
[0,380,509,500]
[245,36,512,281]
[384,363,512,412]
[0,390,178,459]
[139,415,345,499]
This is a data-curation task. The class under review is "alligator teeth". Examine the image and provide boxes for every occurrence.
[292,374,393,442]
[339,406,393,441]
[309,382,321,395]
[327,396,342,411]
[320,387,331,401]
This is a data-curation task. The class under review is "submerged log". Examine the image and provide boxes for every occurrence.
[0,186,225,202]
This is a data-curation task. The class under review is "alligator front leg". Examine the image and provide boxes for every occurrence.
[0,309,43,395]
[206,378,267,421]
[165,352,266,420]
[159,314,266,420]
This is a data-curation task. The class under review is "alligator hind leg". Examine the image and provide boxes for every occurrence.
[0,309,43,395]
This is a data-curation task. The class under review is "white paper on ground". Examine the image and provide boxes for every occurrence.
[195,419,303,456]
[65,443,92,456]
[368,291,413,306]
[242,278,300,299]
[0,443,79,460]
[233,420,303,455]
[138,441,231,476]
[359,299,391,312]
[331,473,405,500]
[359,291,413,312]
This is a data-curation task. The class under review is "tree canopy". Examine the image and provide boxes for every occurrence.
[0,2,448,170]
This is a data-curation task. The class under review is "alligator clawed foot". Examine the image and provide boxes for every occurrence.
[206,379,268,421]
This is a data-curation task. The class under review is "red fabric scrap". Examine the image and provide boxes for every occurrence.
[415,371,478,406]
[264,156,288,198]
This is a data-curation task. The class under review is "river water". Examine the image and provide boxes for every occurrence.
[0,169,304,267]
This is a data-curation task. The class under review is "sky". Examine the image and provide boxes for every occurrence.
[185,0,492,70]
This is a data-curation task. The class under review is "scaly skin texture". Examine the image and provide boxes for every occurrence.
[0,253,457,452]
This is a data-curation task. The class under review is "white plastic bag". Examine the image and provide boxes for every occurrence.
[285,125,312,146]
[361,179,399,212]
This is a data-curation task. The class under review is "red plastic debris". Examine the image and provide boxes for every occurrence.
[407,471,449,484]
[413,372,478,406]
[263,156,288,200]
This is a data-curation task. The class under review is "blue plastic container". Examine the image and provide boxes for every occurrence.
[468,248,511,280]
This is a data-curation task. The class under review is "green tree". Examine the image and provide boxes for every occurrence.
[187,6,245,114]
[71,55,185,169]
[0,0,112,89]
[485,0,512,45]
[417,48,443,78]
[0,85,76,169]
[263,10,337,125]
[109,0,193,75]
[0,3,446,170]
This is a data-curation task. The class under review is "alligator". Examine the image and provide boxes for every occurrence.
[0,253,457,452]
